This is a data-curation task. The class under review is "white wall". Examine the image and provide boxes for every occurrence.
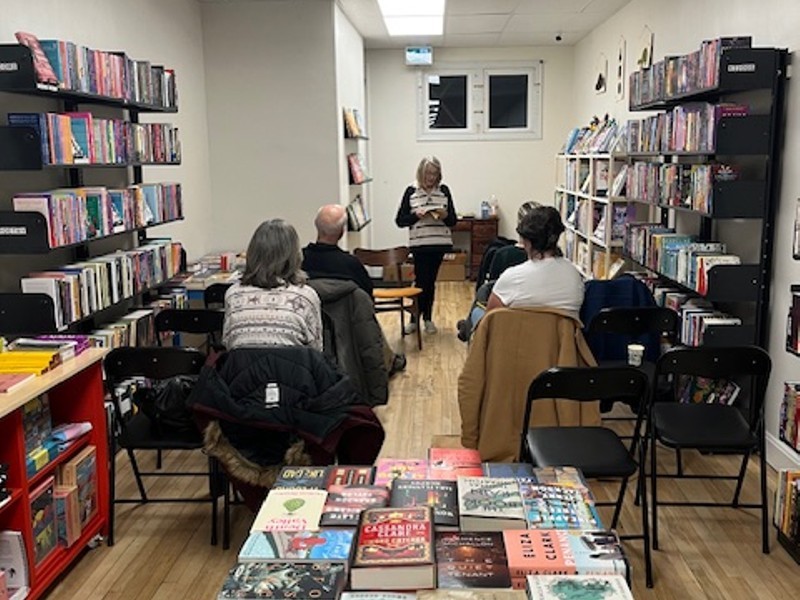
[572,0,800,469]
[201,0,340,252]
[334,5,367,251]
[366,46,575,247]
[0,0,212,267]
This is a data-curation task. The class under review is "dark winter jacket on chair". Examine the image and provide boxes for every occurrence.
[308,278,388,407]
[188,347,385,510]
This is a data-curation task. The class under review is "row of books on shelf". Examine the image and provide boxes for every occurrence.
[7,112,180,165]
[623,225,741,294]
[0,448,97,591]
[14,31,177,108]
[629,36,752,107]
[564,200,631,243]
[774,470,800,544]
[19,239,183,329]
[343,108,367,139]
[785,290,800,356]
[562,235,624,280]
[560,116,622,155]
[348,153,371,184]
[625,161,739,212]
[779,383,800,454]
[11,183,182,248]
[646,277,742,347]
[625,102,749,154]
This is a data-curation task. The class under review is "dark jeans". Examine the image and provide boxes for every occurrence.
[413,250,445,321]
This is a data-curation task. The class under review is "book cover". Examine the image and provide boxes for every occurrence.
[320,485,389,527]
[237,529,355,563]
[390,479,459,530]
[373,458,428,488]
[251,488,327,532]
[58,445,97,528]
[417,591,525,600]
[503,530,627,587]
[435,531,512,589]
[218,561,347,600]
[525,574,634,600]
[518,481,600,530]
[523,467,591,492]
[53,485,81,547]
[0,374,36,394]
[481,463,534,479]
[428,448,483,480]
[341,594,416,600]
[0,531,28,590]
[457,477,526,531]
[325,466,375,488]
[273,466,329,489]
[14,32,59,85]
[30,477,57,566]
[353,507,434,567]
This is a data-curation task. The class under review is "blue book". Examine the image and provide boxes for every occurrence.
[39,40,64,86]
[481,462,535,479]
[238,529,355,564]
[7,112,50,163]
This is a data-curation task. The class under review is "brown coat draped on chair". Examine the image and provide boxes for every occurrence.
[458,306,600,462]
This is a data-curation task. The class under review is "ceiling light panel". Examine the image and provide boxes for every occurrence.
[384,15,444,36]
[377,0,445,17]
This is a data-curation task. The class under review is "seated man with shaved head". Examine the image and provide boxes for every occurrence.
[302,204,374,295]
[303,204,406,379]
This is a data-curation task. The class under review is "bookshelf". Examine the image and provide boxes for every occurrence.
[343,107,371,234]
[621,41,787,348]
[0,348,110,599]
[0,40,183,337]
[555,153,631,280]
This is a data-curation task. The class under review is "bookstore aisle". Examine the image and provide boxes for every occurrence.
[40,284,799,600]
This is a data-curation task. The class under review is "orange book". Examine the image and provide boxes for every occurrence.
[427,447,482,480]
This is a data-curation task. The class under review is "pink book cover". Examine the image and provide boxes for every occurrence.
[373,458,428,488]
[15,31,59,85]
[427,447,483,480]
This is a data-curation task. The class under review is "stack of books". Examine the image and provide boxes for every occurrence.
[216,449,634,600]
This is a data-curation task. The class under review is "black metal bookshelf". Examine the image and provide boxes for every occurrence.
[624,45,788,349]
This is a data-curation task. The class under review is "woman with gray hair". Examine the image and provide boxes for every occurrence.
[222,219,322,351]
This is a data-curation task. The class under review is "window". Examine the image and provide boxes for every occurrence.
[418,62,542,141]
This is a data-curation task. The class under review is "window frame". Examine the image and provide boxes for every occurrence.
[417,61,543,142]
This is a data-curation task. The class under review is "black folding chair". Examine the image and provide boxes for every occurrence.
[104,347,219,546]
[154,307,225,351]
[649,345,771,553]
[520,366,653,588]
[203,282,234,309]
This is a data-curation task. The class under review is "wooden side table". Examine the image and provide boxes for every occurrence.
[452,217,500,280]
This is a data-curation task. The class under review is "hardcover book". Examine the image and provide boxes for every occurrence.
[418,591,525,600]
[320,485,390,527]
[29,477,57,566]
[341,594,416,600]
[481,463,534,479]
[218,561,347,600]
[503,530,628,588]
[373,458,428,488]
[325,466,375,488]
[273,466,329,489]
[251,489,327,533]
[53,485,81,547]
[428,448,483,480]
[525,574,634,600]
[390,479,459,530]
[457,477,526,531]
[58,444,97,528]
[14,32,59,86]
[237,529,356,564]
[435,531,511,589]
[351,507,435,590]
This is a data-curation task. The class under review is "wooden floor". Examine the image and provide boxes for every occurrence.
[47,281,799,599]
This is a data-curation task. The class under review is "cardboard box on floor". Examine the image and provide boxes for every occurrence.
[437,251,467,281]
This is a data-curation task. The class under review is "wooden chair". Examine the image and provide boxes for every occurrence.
[354,246,422,350]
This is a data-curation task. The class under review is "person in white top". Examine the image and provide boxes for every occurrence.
[487,205,584,315]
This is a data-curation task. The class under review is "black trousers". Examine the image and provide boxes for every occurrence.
[413,250,446,321]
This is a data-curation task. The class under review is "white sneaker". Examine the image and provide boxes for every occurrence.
[404,322,418,334]
[424,320,438,334]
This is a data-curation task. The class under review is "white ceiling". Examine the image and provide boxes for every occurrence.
[337,0,632,48]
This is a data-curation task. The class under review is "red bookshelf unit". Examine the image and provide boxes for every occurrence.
[0,348,109,599]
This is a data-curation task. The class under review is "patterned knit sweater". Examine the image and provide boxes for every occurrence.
[395,184,457,249]
[222,282,322,351]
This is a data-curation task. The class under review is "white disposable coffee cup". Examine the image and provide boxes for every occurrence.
[627,343,645,367]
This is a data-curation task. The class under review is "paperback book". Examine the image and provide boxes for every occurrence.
[320,485,390,527]
[435,531,511,589]
[273,466,329,489]
[251,488,327,533]
[457,477,526,531]
[373,458,428,488]
[237,529,355,564]
[518,481,601,530]
[389,479,459,530]
[525,573,634,600]
[325,466,375,488]
[218,561,347,600]
[427,447,483,480]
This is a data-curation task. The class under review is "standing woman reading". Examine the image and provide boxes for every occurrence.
[395,156,457,334]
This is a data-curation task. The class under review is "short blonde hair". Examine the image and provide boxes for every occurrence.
[415,156,442,188]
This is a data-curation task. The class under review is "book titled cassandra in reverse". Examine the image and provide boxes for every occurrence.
[350,507,435,590]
